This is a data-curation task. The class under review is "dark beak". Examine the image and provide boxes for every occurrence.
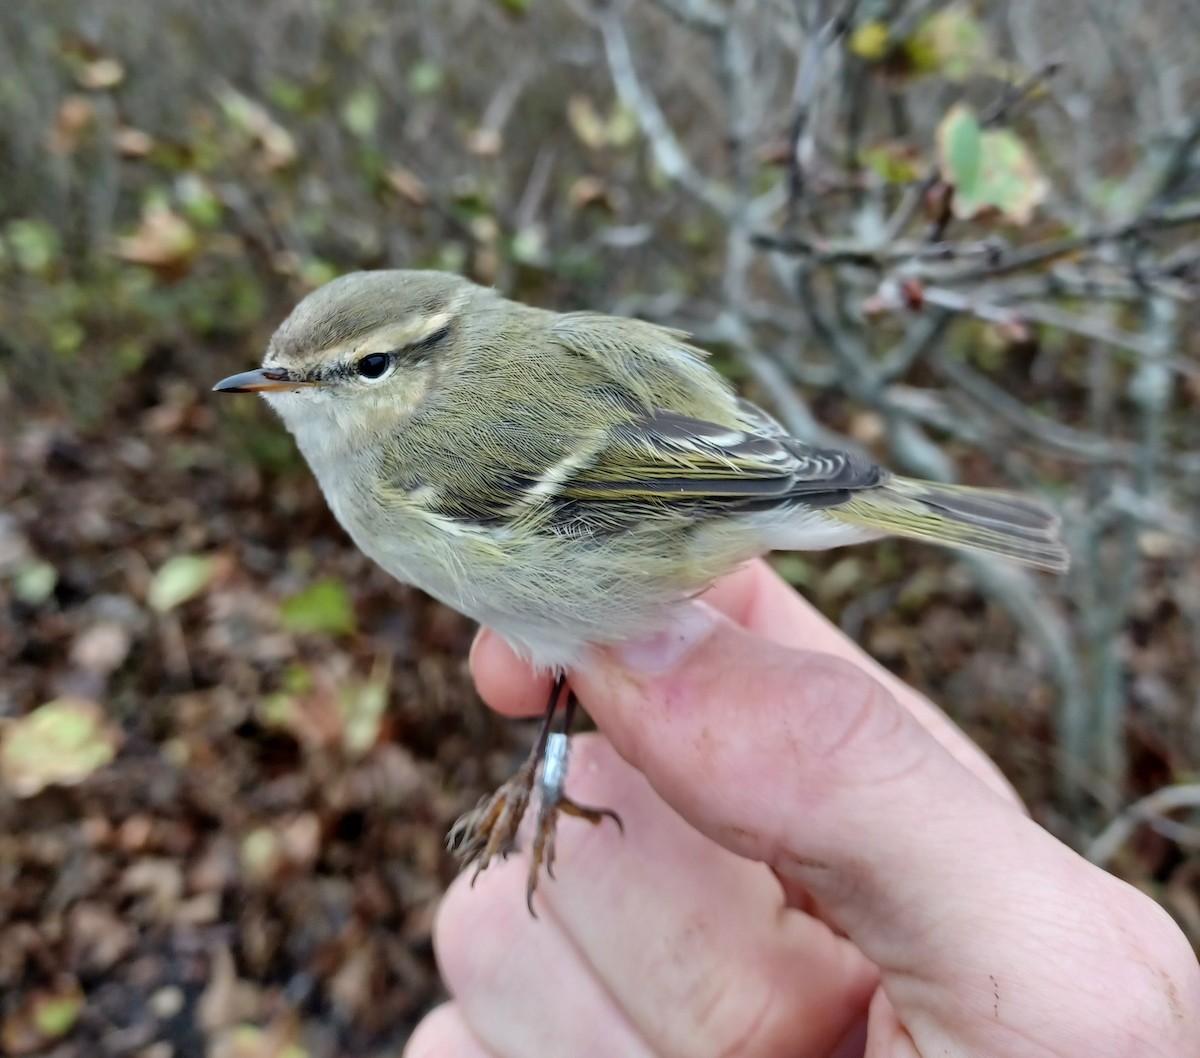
[212,368,314,394]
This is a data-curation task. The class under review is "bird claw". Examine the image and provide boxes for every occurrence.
[526,782,623,916]
[447,757,537,881]
[449,731,623,916]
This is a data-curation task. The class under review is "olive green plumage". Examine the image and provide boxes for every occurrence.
[215,269,1068,668]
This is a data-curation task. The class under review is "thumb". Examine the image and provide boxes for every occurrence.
[570,599,997,962]
[567,600,1193,1055]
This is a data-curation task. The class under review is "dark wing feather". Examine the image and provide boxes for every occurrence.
[533,405,886,534]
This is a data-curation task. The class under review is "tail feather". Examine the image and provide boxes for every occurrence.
[828,476,1069,573]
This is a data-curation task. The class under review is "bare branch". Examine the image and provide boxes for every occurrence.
[756,201,1200,282]
[907,283,1170,361]
[929,353,1134,465]
[785,0,859,221]
[978,59,1064,127]
[595,2,733,216]
[1150,106,1200,204]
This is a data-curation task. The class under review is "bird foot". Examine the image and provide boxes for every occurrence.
[447,756,537,879]
[448,733,622,915]
[524,734,623,914]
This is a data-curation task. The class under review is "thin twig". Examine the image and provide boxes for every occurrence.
[979,59,1064,128]
[786,0,858,222]
[930,353,1131,465]
[595,1,732,216]
[939,202,1200,285]
[912,283,1168,360]
[1150,107,1200,204]
[1088,784,1200,866]
[756,201,1200,281]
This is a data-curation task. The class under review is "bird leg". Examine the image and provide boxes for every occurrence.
[447,675,622,915]
[526,687,623,911]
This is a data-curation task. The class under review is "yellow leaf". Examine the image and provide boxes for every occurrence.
[849,21,891,61]
[567,95,609,150]
[923,5,988,81]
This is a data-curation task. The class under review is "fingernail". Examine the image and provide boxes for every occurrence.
[611,602,718,673]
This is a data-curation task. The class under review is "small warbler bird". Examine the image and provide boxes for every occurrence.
[215,269,1068,908]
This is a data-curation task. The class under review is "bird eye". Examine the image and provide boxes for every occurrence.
[356,353,392,379]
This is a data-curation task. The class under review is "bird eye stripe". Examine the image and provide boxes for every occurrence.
[403,322,451,358]
[350,323,453,378]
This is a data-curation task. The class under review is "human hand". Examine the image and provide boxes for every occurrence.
[408,560,1200,1057]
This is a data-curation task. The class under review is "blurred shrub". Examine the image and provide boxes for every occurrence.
[0,0,725,438]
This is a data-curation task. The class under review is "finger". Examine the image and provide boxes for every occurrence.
[468,630,554,718]
[437,736,878,1058]
[702,561,1017,801]
[472,560,1014,799]
[568,607,1199,1054]
[404,1004,498,1058]
[435,821,655,1058]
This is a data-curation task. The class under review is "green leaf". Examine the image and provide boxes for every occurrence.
[567,95,608,150]
[177,174,223,228]
[971,126,1049,225]
[148,554,216,613]
[408,60,443,96]
[5,219,60,275]
[298,257,340,289]
[267,77,308,113]
[11,560,57,605]
[257,692,297,730]
[281,663,313,695]
[50,319,85,356]
[33,991,83,1039]
[938,104,1047,225]
[341,87,379,138]
[0,698,121,797]
[937,104,982,199]
[861,143,921,185]
[769,553,816,589]
[223,1026,310,1058]
[279,578,355,636]
[510,225,547,265]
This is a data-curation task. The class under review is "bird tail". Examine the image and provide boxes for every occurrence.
[827,477,1069,573]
